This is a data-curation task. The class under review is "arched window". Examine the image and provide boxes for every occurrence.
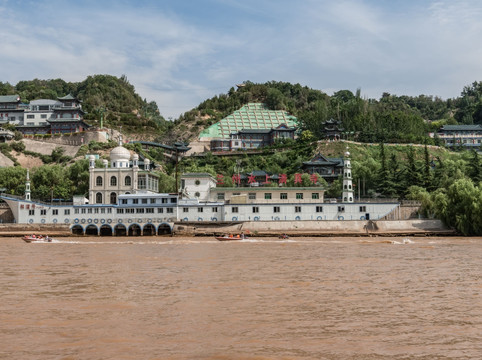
[96,176,103,187]
[125,176,131,186]
[349,184,352,189]
[110,176,117,187]
[349,197,353,202]
[110,192,117,204]
[96,192,103,204]
[344,185,347,189]
[344,197,347,201]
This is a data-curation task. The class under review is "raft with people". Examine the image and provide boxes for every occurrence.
[22,235,53,243]
[215,233,247,241]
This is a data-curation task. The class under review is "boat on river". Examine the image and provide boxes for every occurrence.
[23,235,53,243]
[215,234,246,241]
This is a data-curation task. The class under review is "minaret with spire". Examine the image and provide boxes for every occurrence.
[342,148,354,203]
[25,169,31,201]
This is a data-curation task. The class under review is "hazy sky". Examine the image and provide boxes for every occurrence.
[1,0,481,119]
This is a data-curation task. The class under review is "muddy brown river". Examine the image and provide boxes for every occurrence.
[0,236,480,359]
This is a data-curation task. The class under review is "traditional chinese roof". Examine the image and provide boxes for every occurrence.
[0,95,20,103]
[439,125,482,131]
[199,103,298,139]
[47,119,90,125]
[58,94,77,101]
[303,153,344,167]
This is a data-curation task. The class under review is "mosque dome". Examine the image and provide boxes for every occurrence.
[110,146,131,161]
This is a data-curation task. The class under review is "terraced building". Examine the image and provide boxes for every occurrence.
[198,103,298,151]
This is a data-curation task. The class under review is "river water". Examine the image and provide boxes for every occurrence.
[0,236,480,359]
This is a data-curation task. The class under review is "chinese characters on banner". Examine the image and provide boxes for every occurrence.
[216,173,316,186]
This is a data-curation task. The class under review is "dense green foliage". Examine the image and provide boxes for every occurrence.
[173,80,482,145]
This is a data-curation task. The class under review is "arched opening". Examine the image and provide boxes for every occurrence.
[158,223,172,236]
[96,192,103,204]
[125,176,131,186]
[143,223,156,236]
[96,176,103,186]
[110,176,117,187]
[114,224,127,236]
[85,224,98,236]
[110,192,117,204]
[71,225,84,235]
[128,224,141,236]
[99,225,113,236]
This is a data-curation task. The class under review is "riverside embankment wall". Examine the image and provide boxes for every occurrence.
[174,219,455,237]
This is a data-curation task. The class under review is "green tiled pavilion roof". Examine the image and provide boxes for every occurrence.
[199,103,297,139]
[0,95,20,103]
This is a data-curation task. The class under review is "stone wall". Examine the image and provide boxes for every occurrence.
[173,219,454,237]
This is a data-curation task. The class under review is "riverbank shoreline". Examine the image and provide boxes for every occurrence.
[0,219,457,237]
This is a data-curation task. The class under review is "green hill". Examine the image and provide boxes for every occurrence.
[0,75,173,140]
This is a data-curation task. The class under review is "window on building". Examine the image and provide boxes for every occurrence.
[146,208,154,214]
[170,198,177,203]
[264,193,272,200]
[158,208,164,213]
[41,114,47,119]
[74,208,79,214]
[273,206,280,213]
[312,193,319,199]
[133,199,138,204]
[121,199,128,204]
[296,193,303,199]
[125,176,131,186]
[359,206,366,212]
[117,209,124,214]
[110,176,117,187]
[280,193,288,200]
[64,209,70,215]
[150,198,156,204]
[316,206,323,212]
[101,208,105,214]
[96,192,102,204]
[162,198,168,203]
[338,206,345,212]
[136,208,145,213]
[40,209,46,215]
[217,193,225,200]
[252,206,259,213]
[29,210,35,215]
[198,207,203,213]
[195,180,201,185]
[212,207,218,212]
[167,208,173,213]
[249,193,256,200]
[142,198,148,204]
[81,208,86,214]
[295,206,301,213]
[232,207,238,213]
[96,176,103,187]
[183,208,189,213]
[87,208,92,214]
[110,192,117,204]
[26,114,35,119]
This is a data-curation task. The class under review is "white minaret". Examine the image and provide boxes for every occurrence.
[25,169,31,201]
[342,149,354,203]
